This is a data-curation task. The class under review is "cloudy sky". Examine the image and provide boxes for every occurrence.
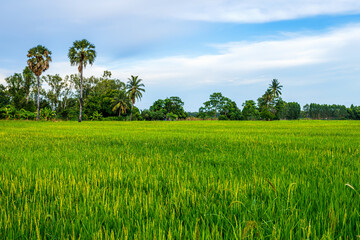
[1,0,359,111]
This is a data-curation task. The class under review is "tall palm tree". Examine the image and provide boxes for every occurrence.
[112,90,129,117]
[126,75,145,121]
[269,79,283,99]
[27,45,52,121]
[68,39,96,122]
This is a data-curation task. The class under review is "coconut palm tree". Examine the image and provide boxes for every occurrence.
[27,45,52,121]
[112,90,129,117]
[263,88,273,108]
[269,79,283,99]
[68,39,96,122]
[126,75,145,121]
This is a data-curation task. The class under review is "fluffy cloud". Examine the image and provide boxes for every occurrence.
[3,0,360,23]
[3,23,359,88]
[97,24,360,87]
[30,23,359,111]
[28,23,356,86]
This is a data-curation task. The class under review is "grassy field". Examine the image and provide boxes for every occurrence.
[0,120,359,239]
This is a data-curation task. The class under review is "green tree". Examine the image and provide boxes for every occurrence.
[242,100,259,120]
[285,102,301,120]
[27,45,52,120]
[5,73,25,110]
[126,75,145,121]
[263,88,273,109]
[149,97,187,120]
[68,39,96,122]
[43,74,67,111]
[22,67,36,104]
[0,84,10,108]
[164,97,187,119]
[112,91,129,117]
[220,98,242,120]
[274,98,287,120]
[150,99,165,113]
[269,79,283,99]
[209,92,225,118]
[199,93,241,120]
[199,92,226,118]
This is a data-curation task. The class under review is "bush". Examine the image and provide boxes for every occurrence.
[0,105,16,120]
[40,107,56,121]
[102,116,120,121]
[150,111,165,121]
[218,115,229,120]
[17,109,36,120]
[89,111,103,121]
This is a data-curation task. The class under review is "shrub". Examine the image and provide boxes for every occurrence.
[218,115,229,121]
[89,111,103,121]
[40,107,56,121]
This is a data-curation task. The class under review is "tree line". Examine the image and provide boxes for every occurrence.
[0,40,359,121]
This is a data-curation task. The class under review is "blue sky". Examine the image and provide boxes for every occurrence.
[1,0,360,111]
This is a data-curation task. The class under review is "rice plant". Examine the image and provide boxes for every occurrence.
[0,120,359,239]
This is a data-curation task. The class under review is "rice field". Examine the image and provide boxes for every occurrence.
[0,120,359,239]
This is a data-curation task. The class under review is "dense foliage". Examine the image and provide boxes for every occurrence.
[143,96,188,121]
[198,92,242,120]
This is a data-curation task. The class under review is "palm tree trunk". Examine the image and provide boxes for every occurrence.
[130,101,133,121]
[36,76,40,121]
[79,64,83,122]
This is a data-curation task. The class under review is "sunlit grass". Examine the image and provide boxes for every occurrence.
[0,120,359,239]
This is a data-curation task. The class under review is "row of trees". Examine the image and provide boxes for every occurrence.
[197,79,301,120]
[196,79,359,121]
[0,70,145,121]
[0,39,146,121]
[0,37,358,121]
[1,70,359,121]
[303,103,360,120]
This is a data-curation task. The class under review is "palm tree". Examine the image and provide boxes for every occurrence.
[269,79,283,99]
[112,90,129,117]
[27,45,52,121]
[263,88,273,108]
[68,39,96,122]
[126,75,145,121]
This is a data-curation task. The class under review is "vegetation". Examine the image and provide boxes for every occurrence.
[143,96,188,121]
[126,75,145,121]
[27,45,52,120]
[198,92,242,120]
[0,120,359,239]
[0,43,359,121]
[68,39,96,122]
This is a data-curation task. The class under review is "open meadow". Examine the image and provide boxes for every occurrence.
[0,120,359,239]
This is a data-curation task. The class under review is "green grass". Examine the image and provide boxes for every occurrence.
[0,120,359,239]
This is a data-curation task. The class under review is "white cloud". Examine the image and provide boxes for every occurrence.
[24,0,360,23]
[92,24,358,87]
[3,0,360,24]
[2,23,359,110]
[44,24,360,90]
